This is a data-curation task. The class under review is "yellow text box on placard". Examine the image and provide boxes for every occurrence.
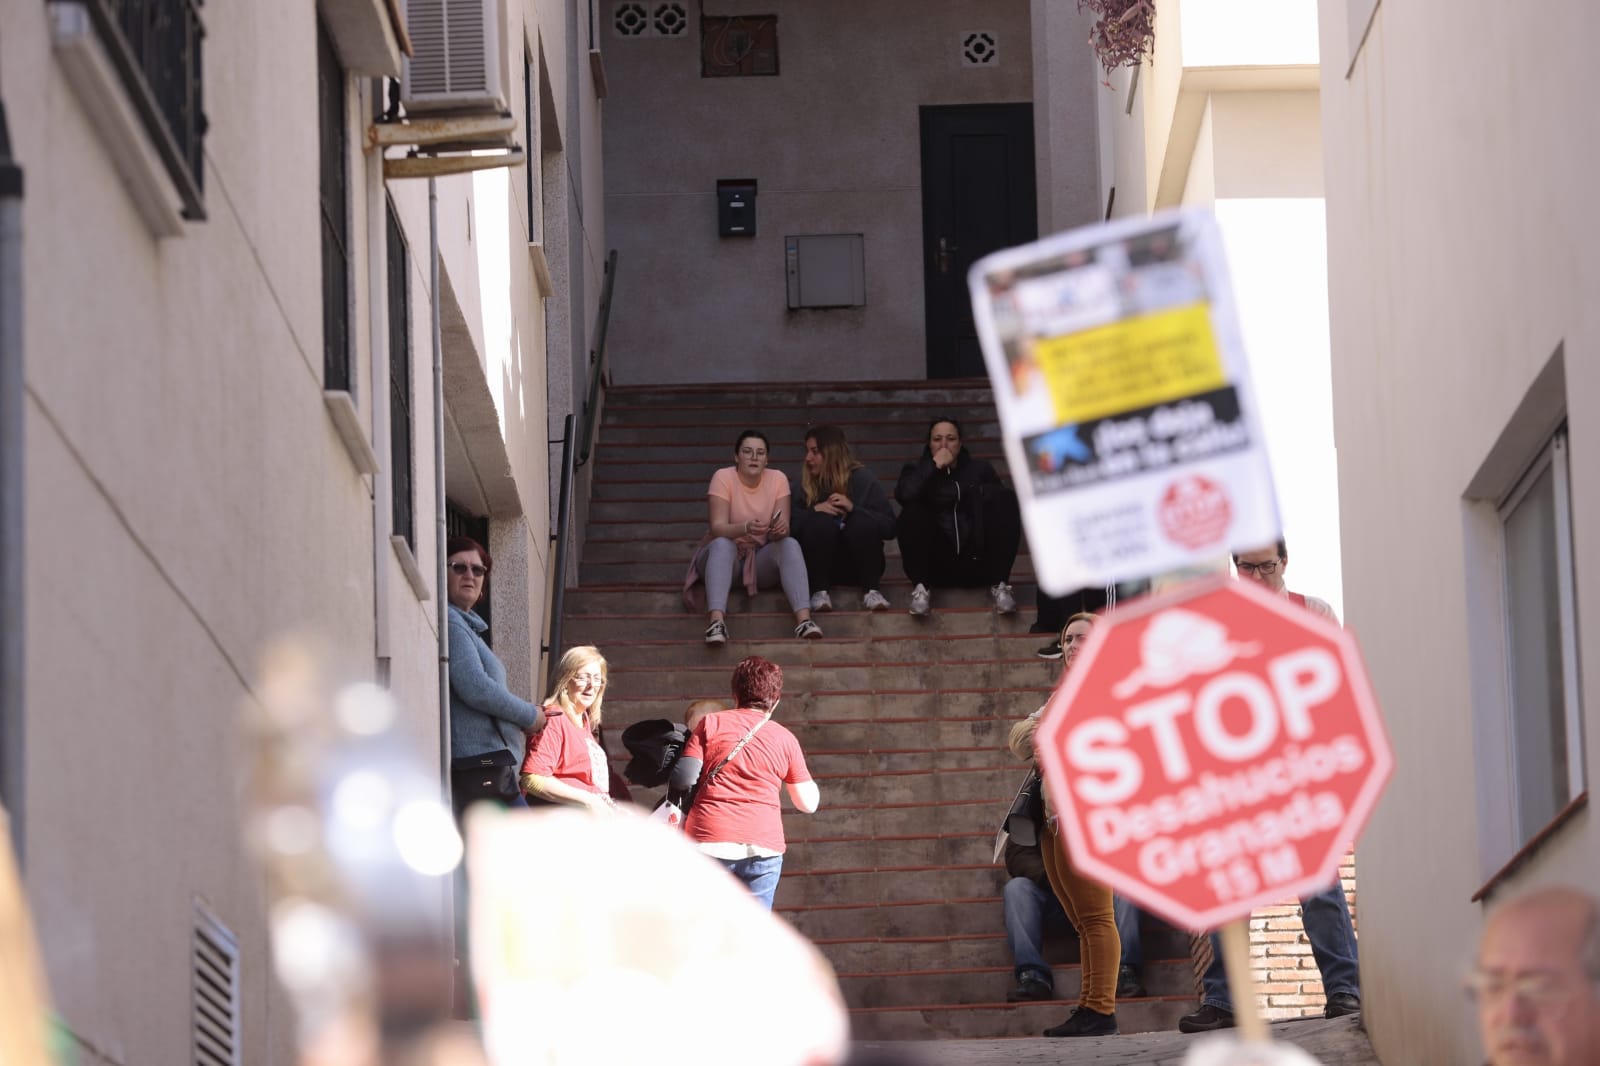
[1036,302,1227,424]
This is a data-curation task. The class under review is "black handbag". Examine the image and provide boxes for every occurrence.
[1003,770,1045,847]
[450,748,521,811]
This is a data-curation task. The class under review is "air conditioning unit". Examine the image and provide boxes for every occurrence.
[401,0,509,114]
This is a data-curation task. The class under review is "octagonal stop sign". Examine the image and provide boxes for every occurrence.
[1034,575,1392,932]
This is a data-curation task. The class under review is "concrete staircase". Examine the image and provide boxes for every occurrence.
[568,380,1199,1039]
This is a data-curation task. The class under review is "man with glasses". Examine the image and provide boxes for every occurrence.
[1472,886,1600,1066]
[1178,538,1362,1031]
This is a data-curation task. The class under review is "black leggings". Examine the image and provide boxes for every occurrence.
[896,491,1021,588]
[793,510,887,592]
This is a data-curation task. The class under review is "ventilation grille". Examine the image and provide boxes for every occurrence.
[614,2,688,37]
[961,30,998,66]
[193,904,240,1066]
[403,0,505,112]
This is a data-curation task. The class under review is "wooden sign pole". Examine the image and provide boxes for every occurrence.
[1218,918,1269,1042]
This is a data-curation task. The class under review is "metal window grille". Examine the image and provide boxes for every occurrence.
[318,22,351,392]
[192,903,240,1066]
[83,0,207,219]
[387,200,415,549]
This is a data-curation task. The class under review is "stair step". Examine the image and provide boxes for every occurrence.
[603,379,993,408]
[600,634,1052,669]
[835,959,1199,1008]
[776,864,1008,907]
[563,583,1044,616]
[599,661,1057,702]
[580,535,1033,564]
[845,997,1197,1040]
[594,436,1006,466]
[565,609,1056,643]
[594,420,1003,444]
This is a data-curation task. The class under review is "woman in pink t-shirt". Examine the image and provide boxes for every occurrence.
[685,430,821,645]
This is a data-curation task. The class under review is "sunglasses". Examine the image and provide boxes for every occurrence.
[449,562,488,577]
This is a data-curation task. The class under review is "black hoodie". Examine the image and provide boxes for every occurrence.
[894,445,1003,558]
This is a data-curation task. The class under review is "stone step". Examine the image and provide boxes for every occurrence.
[595,420,1003,444]
[604,380,994,408]
[835,959,1199,1008]
[782,798,1009,841]
[562,581,1044,616]
[564,607,1055,643]
[803,748,1019,778]
[593,436,1007,468]
[600,402,1004,427]
[597,633,1054,669]
[601,688,1027,728]
[598,661,1058,702]
[775,864,1007,908]
[587,471,1017,502]
[580,534,1034,565]
[580,555,1037,585]
[845,997,1197,1040]
[591,458,1017,484]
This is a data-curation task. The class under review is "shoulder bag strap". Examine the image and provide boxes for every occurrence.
[705,714,770,784]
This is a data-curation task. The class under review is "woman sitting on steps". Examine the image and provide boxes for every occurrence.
[683,429,822,645]
[792,425,896,613]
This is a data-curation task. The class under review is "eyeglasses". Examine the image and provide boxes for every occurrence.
[1235,559,1280,577]
[570,672,605,686]
[1463,969,1595,1011]
[737,448,767,459]
[449,562,488,577]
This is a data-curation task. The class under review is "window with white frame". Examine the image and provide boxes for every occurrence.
[1498,427,1584,845]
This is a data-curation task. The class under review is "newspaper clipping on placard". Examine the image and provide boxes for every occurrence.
[969,208,1280,593]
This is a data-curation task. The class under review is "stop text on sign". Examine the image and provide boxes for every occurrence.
[1065,645,1359,902]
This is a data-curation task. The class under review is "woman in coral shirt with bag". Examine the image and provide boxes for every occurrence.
[521,646,620,812]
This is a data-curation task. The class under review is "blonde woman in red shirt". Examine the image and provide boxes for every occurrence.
[522,646,619,812]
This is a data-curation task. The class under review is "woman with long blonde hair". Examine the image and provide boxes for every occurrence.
[792,425,896,612]
[521,646,619,811]
[1009,612,1121,1037]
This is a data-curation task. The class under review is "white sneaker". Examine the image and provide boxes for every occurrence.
[862,589,890,611]
[909,583,931,617]
[810,590,833,612]
[991,582,1017,615]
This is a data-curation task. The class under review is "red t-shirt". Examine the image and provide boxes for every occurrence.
[683,708,811,853]
[521,706,605,795]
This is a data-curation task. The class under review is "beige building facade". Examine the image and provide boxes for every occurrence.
[1319,0,1599,1062]
[1,0,604,1061]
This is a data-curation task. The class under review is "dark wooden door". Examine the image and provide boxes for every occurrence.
[920,104,1038,379]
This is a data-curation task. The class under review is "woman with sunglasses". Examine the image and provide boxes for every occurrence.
[1008,612,1121,1037]
[446,535,546,813]
[521,646,619,811]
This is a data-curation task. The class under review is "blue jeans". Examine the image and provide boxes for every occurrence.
[1201,881,1360,1010]
[1115,895,1142,969]
[716,854,784,910]
[1003,876,1069,983]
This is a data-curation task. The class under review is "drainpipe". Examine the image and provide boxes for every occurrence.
[0,100,25,866]
[429,177,449,790]
[367,86,392,682]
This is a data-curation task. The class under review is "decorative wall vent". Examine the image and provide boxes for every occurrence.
[192,903,241,1066]
[961,31,998,66]
[654,3,688,36]
[613,2,649,36]
[615,2,688,37]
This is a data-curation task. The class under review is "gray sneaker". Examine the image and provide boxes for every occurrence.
[909,583,931,617]
[991,582,1017,614]
[809,590,833,612]
[862,589,890,611]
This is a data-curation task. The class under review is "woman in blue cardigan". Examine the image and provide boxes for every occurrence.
[447,535,546,814]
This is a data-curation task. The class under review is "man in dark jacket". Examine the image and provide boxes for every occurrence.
[894,417,1022,617]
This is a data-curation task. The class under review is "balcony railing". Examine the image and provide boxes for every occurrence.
[86,0,207,219]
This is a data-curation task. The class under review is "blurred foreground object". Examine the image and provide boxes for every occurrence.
[243,640,479,1066]
[1184,1036,1324,1066]
[467,807,850,1066]
[0,812,53,1066]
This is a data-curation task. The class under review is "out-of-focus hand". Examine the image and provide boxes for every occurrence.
[744,518,770,538]
[769,517,789,538]
[814,501,841,517]
[826,493,853,514]
[932,447,956,470]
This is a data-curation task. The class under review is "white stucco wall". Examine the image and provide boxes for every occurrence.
[1319,1,1600,1063]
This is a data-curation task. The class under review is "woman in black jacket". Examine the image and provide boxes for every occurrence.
[792,425,897,611]
[893,417,1022,617]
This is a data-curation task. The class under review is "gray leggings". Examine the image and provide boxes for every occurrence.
[699,537,810,614]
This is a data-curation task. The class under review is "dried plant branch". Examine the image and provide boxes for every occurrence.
[1078,0,1157,84]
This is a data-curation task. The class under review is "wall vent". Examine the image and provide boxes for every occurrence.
[614,3,688,38]
[193,903,241,1066]
[402,0,509,113]
[961,31,998,67]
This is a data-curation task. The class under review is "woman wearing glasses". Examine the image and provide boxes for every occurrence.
[446,535,546,814]
[521,646,619,811]
[1008,612,1121,1037]
[684,429,822,645]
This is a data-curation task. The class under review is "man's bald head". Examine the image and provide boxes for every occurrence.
[1475,886,1600,1066]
